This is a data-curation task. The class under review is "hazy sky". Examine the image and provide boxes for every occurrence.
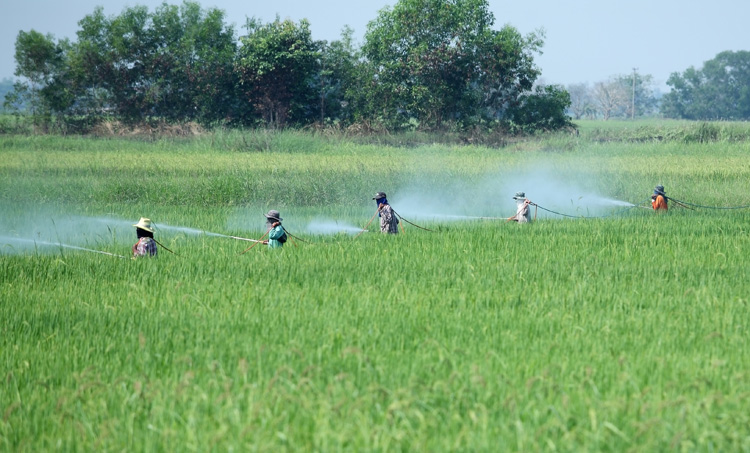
[2,0,748,90]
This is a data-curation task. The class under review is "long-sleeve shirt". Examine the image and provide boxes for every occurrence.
[652,195,668,211]
[133,237,158,257]
[378,204,399,234]
[513,200,531,223]
[267,225,287,248]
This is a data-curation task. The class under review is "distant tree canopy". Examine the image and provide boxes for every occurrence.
[359,0,555,129]
[6,0,573,134]
[72,2,238,123]
[0,78,14,111]
[236,17,319,127]
[662,51,750,120]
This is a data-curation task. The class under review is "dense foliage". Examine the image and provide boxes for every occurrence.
[5,0,571,133]
[359,0,557,130]
[236,18,319,127]
[662,50,750,120]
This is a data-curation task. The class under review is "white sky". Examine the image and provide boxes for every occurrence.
[2,0,749,90]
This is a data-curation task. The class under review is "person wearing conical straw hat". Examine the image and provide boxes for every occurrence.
[373,191,399,234]
[508,191,532,223]
[132,217,158,257]
[651,185,668,211]
[263,210,287,248]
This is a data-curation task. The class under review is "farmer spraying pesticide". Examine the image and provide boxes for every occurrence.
[373,192,399,234]
[508,192,533,223]
[651,185,668,211]
[263,210,287,248]
[132,217,158,257]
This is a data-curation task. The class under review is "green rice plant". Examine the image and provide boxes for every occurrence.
[2,132,750,451]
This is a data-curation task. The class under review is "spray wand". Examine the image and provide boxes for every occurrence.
[224,235,267,243]
[355,210,379,238]
[239,230,270,254]
[93,250,129,259]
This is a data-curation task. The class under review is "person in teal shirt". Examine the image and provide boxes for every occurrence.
[263,210,287,248]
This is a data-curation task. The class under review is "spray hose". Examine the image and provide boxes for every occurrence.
[665,196,750,210]
[283,227,311,244]
[528,200,648,219]
[392,210,434,232]
[153,238,179,256]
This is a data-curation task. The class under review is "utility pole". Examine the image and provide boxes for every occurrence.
[631,68,638,119]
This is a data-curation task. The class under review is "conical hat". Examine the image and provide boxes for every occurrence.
[133,217,155,233]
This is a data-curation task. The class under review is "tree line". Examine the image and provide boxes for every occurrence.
[566,72,660,121]
[3,0,573,134]
[5,0,749,133]
[565,50,750,122]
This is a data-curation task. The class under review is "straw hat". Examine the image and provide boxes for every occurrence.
[512,191,526,200]
[133,217,155,233]
[264,210,283,222]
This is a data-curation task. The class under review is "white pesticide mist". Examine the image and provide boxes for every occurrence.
[391,164,636,221]
[0,205,241,257]
[0,208,138,256]
[582,196,635,207]
[0,236,127,258]
[1,212,125,247]
[77,217,238,240]
[225,207,302,235]
[0,205,263,257]
[155,224,228,237]
[305,219,365,235]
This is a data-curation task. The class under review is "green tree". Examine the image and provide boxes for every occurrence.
[146,2,237,123]
[73,5,155,121]
[236,17,319,127]
[360,0,548,131]
[662,50,750,120]
[0,78,14,112]
[9,30,73,130]
[72,2,237,123]
[506,84,572,133]
[316,26,359,124]
[615,72,658,118]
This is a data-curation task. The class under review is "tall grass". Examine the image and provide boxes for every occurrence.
[576,119,750,144]
[1,130,750,451]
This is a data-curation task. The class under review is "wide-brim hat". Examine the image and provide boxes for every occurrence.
[133,217,155,233]
[264,210,283,221]
[372,192,387,200]
[512,191,526,200]
[654,185,665,194]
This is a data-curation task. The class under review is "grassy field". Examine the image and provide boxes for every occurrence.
[2,125,750,451]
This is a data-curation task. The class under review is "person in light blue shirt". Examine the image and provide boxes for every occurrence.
[263,210,287,248]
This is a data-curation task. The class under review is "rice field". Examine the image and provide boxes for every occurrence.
[1,127,750,451]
